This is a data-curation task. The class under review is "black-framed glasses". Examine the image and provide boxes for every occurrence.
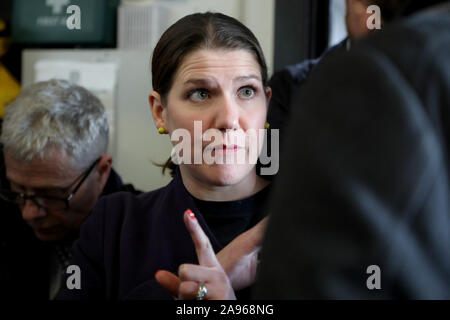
[0,157,101,211]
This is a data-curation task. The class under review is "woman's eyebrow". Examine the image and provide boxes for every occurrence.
[234,75,261,82]
[183,75,261,86]
[183,78,216,86]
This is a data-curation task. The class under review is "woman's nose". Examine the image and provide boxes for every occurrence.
[215,95,240,131]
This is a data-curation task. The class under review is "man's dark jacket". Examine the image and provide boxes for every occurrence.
[255,4,450,299]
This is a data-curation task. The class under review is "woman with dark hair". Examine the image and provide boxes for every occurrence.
[58,12,272,300]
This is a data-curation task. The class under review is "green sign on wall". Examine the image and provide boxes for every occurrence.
[12,0,119,45]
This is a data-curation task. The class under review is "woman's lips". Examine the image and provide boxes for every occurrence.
[218,144,242,153]
[223,144,238,150]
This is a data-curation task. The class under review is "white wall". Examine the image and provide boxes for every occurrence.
[329,0,348,47]
[120,0,275,74]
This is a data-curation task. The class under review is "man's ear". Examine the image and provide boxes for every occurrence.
[149,91,166,131]
[346,0,372,40]
[95,155,112,193]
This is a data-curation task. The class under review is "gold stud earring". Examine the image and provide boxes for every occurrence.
[264,122,270,129]
[158,127,166,134]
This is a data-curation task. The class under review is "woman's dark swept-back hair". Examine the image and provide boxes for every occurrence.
[151,12,269,176]
[151,11,268,104]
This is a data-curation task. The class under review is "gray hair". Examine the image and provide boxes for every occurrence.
[0,79,109,170]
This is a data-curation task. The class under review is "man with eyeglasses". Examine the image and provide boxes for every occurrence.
[0,79,138,299]
[2,157,102,241]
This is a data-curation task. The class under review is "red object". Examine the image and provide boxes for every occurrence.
[185,209,195,220]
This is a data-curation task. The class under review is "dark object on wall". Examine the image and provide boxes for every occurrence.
[273,0,329,72]
[0,0,13,23]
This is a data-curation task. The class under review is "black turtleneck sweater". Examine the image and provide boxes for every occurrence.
[193,185,272,247]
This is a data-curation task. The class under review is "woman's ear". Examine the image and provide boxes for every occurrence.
[265,86,272,105]
[149,91,166,130]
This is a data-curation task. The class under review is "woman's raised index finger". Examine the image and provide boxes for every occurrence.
[184,209,220,268]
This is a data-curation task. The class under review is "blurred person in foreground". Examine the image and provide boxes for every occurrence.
[255,0,450,299]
